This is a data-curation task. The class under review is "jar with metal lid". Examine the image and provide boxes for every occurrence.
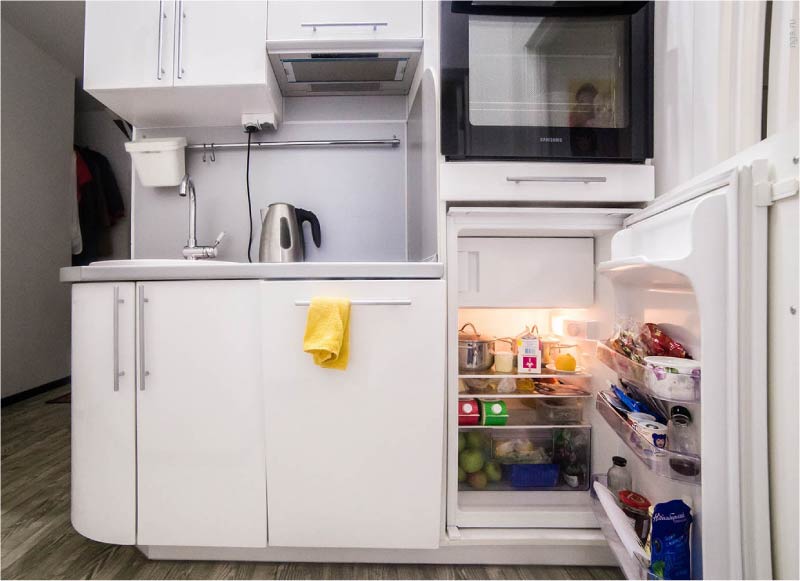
[618,490,652,544]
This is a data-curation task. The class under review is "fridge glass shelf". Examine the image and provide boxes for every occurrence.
[596,343,700,403]
[596,393,701,485]
[459,368,592,379]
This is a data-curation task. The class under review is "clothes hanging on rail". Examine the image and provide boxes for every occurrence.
[72,147,125,266]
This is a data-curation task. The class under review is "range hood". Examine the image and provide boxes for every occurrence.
[267,39,422,96]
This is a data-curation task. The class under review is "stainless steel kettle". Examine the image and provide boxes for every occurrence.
[258,203,321,262]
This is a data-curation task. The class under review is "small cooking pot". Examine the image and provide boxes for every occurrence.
[458,323,495,371]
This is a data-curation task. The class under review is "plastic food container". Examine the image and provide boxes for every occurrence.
[537,398,584,424]
[479,400,508,426]
[125,137,188,187]
[644,356,701,400]
[458,399,481,425]
[494,351,515,373]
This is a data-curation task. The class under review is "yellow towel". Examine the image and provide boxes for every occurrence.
[303,297,351,370]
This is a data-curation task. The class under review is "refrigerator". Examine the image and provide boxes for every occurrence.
[444,130,798,579]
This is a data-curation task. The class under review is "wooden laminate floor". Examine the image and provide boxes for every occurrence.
[1,385,624,580]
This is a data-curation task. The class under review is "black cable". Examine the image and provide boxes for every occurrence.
[245,130,254,262]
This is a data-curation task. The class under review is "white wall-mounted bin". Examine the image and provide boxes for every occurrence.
[125,138,187,187]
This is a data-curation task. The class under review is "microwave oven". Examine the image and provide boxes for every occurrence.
[440,1,654,162]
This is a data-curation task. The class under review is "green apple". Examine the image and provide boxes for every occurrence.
[467,470,488,489]
[459,448,485,473]
[458,467,466,482]
[484,461,502,482]
[458,432,466,452]
[465,431,488,450]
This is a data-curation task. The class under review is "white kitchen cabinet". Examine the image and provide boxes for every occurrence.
[84,1,175,90]
[174,1,267,87]
[84,1,280,127]
[458,237,595,308]
[267,1,422,41]
[71,283,137,545]
[136,281,267,548]
[261,280,445,549]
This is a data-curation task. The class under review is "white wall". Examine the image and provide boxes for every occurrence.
[75,109,132,260]
[654,1,765,195]
[1,19,75,397]
[132,97,408,262]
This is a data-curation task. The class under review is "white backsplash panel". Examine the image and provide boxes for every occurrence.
[132,97,408,263]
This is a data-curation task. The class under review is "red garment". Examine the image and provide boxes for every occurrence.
[75,150,92,202]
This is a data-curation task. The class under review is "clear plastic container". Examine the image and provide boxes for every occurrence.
[596,343,700,402]
[536,398,584,424]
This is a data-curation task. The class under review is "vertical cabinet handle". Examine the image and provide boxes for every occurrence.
[176,0,185,79]
[156,0,166,80]
[113,286,125,391]
[138,291,150,390]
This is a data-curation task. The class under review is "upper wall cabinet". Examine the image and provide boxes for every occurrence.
[84,1,281,128]
[267,1,422,41]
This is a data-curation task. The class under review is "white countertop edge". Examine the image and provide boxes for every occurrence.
[60,262,445,282]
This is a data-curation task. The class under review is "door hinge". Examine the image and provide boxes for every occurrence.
[754,177,799,207]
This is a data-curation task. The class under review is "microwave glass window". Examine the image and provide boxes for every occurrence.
[468,16,629,129]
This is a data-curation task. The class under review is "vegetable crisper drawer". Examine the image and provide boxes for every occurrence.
[457,237,594,308]
[458,426,591,491]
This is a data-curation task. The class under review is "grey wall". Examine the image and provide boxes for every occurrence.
[75,109,132,260]
[133,97,408,263]
[1,19,76,397]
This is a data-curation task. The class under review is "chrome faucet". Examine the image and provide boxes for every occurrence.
[178,174,225,260]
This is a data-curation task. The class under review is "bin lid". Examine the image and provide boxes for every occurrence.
[125,137,187,153]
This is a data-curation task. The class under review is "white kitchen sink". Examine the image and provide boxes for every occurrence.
[90,259,240,266]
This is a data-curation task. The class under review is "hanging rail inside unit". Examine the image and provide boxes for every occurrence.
[187,137,400,153]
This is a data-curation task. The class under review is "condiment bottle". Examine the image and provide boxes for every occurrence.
[607,456,632,497]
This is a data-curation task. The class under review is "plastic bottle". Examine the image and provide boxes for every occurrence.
[607,456,632,497]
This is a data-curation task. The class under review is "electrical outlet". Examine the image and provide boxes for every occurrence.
[241,113,278,132]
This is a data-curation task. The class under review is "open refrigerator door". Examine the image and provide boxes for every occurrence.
[445,131,797,579]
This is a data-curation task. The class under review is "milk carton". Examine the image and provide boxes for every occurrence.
[517,335,541,374]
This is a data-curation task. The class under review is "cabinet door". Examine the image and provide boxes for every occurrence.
[84,1,175,90]
[71,283,136,545]
[261,280,445,549]
[458,237,595,308]
[267,1,422,41]
[136,281,266,547]
[173,1,267,87]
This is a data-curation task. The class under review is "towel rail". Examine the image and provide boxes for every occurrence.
[294,299,411,306]
[187,138,400,155]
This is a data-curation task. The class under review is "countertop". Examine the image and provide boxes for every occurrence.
[60,260,444,282]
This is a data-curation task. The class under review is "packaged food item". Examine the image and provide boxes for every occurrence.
[644,356,701,400]
[494,351,515,373]
[647,499,693,580]
[493,437,550,464]
[553,429,589,489]
[458,399,480,425]
[479,400,508,426]
[639,323,690,359]
[618,490,651,543]
[517,326,542,374]
[609,319,647,363]
[496,377,517,393]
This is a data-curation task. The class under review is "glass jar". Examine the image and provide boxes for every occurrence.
[667,406,700,477]
[607,456,632,497]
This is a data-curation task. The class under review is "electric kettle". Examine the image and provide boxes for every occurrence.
[258,203,321,262]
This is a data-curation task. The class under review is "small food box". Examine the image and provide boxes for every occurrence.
[479,400,508,426]
[458,399,481,425]
[517,334,542,374]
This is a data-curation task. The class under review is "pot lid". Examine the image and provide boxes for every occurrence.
[458,323,494,342]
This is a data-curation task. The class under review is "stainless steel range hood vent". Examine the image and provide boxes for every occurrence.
[267,40,422,96]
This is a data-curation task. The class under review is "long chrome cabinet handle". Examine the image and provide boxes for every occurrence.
[113,286,125,391]
[156,0,166,80]
[138,291,149,390]
[506,176,607,184]
[176,0,185,79]
[301,22,388,31]
[294,299,411,306]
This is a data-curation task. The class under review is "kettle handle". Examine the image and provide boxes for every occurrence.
[295,208,321,248]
